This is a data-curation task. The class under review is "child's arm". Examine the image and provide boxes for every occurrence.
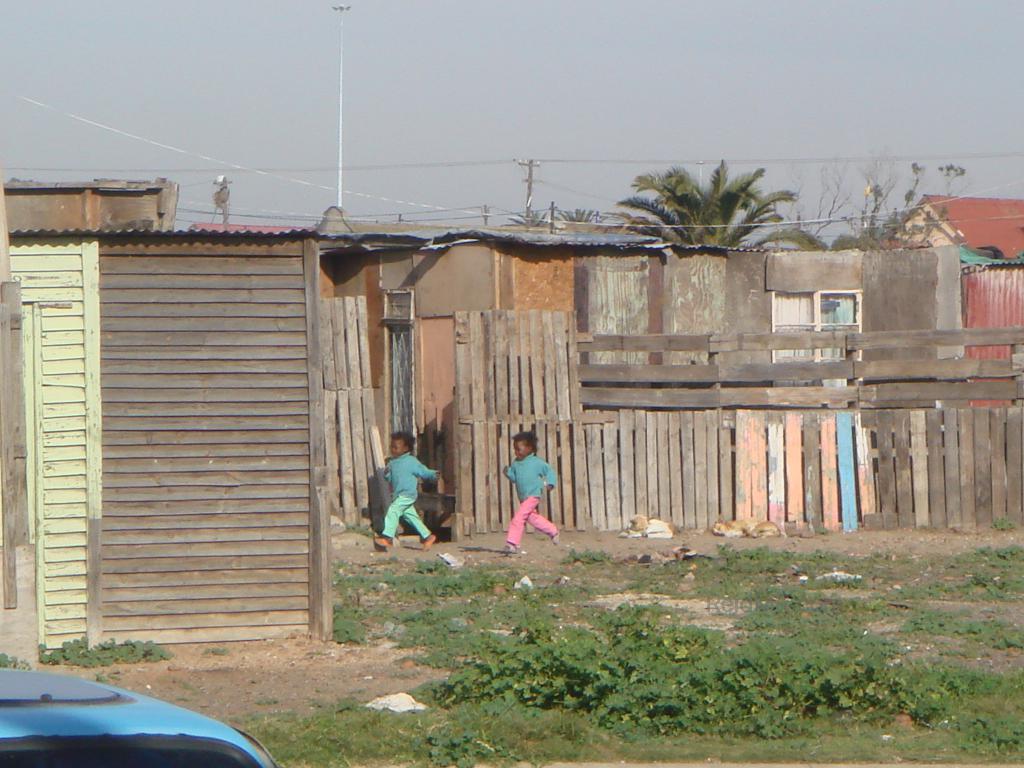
[504,464,515,482]
[542,460,557,489]
[411,457,438,482]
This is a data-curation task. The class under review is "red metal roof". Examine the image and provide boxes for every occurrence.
[921,195,1024,258]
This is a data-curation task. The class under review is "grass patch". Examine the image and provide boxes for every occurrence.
[340,561,512,599]
[437,606,976,738]
[332,605,367,645]
[903,608,1024,650]
[736,591,896,647]
[251,694,1024,767]
[562,548,612,565]
[38,638,171,668]
[0,654,30,670]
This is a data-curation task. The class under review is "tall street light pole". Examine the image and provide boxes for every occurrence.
[332,5,351,210]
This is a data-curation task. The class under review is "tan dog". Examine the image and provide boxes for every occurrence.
[621,515,675,539]
[711,519,785,538]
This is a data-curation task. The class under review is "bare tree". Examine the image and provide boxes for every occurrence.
[784,163,853,240]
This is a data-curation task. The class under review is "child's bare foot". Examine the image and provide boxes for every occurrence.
[551,533,560,546]
[373,536,393,551]
[421,534,437,551]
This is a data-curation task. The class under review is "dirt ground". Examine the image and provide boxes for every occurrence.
[56,527,1024,726]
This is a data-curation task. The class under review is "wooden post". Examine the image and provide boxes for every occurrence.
[0,167,14,608]
[1,288,16,608]
[1014,345,1024,405]
[303,239,331,641]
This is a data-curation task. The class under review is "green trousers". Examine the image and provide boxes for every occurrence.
[382,494,432,539]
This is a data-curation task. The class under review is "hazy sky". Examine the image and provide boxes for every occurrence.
[3,0,1024,234]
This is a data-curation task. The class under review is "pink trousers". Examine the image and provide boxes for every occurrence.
[506,496,558,547]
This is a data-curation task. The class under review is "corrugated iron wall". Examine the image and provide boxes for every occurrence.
[963,268,1024,360]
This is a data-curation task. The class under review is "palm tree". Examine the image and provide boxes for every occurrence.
[557,208,602,223]
[508,210,550,227]
[617,161,824,249]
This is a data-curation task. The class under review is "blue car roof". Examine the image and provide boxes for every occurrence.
[0,670,262,759]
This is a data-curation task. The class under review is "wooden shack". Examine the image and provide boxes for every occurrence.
[9,229,330,647]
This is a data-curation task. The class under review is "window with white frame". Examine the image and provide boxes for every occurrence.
[772,291,861,362]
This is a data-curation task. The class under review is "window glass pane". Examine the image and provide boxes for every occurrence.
[774,293,814,327]
[820,294,857,326]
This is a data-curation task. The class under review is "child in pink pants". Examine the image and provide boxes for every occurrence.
[503,431,559,554]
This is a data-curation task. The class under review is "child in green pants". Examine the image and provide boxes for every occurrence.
[375,431,438,551]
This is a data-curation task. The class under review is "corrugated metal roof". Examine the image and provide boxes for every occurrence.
[429,228,671,249]
[10,225,766,253]
[9,226,314,238]
[959,244,1024,270]
[188,223,315,235]
[5,179,173,191]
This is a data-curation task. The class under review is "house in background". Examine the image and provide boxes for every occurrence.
[902,195,1024,260]
[320,227,963,502]
[5,179,179,233]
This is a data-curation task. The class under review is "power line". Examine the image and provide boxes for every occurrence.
[13,95,486,216]
[537,151,1024,167]
[5,160,512,173]
[10,152,1024,175]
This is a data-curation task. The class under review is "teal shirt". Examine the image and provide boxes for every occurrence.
[505,453,557,501]
[384,453,437,499]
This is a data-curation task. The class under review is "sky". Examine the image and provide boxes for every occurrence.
[2,0,1024,235]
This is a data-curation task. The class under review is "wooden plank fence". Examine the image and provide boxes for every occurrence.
[579,329,1024,409]
[321,296,386,526]
[454,310,586,536]
[579,407,1024,532]
[1,282,27,609]
[451,314,1024,534]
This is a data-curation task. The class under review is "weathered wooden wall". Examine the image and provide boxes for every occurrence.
[96,237,324,644]
[9,243,100,647]
[321,296,386,527]
[0,281,28,612]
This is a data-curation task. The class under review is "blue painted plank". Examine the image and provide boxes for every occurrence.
[837,412,858,532]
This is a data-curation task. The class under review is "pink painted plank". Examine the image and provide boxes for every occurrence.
[820,414,841,531]
[734,411,752,520]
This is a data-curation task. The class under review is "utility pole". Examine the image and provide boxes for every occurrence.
[482,204,490,226]
[549,201,556,234]
[332,5,352,210]
[515,159,539,219]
